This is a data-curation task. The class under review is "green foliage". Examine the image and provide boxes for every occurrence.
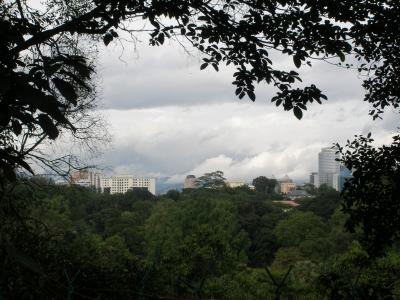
[204,267,275,299]
[144,198,249,297]
[195,170,226,189]
[0,179,399,299]
[338,134,400,255]
[0,0,398,269]
[236,199,283,267]
[317,242,400,299]
[252,176,278,195]
[298,185,341,219]
[165,189,181,201]
[274,212,332,263]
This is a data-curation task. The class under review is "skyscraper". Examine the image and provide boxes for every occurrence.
[318,147,340,190]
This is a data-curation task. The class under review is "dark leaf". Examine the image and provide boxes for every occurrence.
[38,114,59,139]
[247,90,256,101]
[293,106,303,120]
[158,33,165,45]
[0,110,11,127]
[103,33,113,46]
[200,63,208,70]
[297,103,307,110]
[293,56,301,68]
[59,70,90,91]
[11,120,22,135]
[338,51,345,62]
[110,30,118,38]
[52,78,77,105]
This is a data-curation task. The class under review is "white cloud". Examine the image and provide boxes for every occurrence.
[88,37,400,184]
[97,99,397,184]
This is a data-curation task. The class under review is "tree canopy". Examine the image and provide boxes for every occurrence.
[1,0,399,260]
[338,134,400,255]
[2,180,399,299]
[252,176,278,195]
[1,0,399,178]
[195,170,226,189]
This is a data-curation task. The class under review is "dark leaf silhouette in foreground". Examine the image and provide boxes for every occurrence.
[1,0,399,178]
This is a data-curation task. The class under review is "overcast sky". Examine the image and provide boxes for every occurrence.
[90,35,398,184]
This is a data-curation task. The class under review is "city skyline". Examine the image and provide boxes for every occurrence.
[89,142,361,187]
[68,147,344,195]
[89,37,397,184]
[26,34,396,183]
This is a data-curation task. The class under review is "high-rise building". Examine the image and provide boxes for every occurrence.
[184,175,197,189]
[101,175,156,195]
[318,147,340,191]
[309,172,319,186]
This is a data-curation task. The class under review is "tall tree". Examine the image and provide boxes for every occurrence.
[252,176,278,195]
[195,170,226,189]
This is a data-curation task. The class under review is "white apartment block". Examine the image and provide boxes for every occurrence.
[101,175,156,195]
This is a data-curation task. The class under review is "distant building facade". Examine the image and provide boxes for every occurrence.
[287,189,310,199]
[318,147,340,191]
[309,172,319,187]
[280,182,296,194]
[101,175,156,195]
[184,175,197,189]
[70,168,102,191]
[278,175,296,194]
[226,181,246,188]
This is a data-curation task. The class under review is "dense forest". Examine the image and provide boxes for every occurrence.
[1,177,399,299]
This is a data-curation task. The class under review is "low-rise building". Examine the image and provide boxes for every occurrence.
[226,181,246,188]
[278,174,296,194]
[280,182,296,194]
[287,189,310,199]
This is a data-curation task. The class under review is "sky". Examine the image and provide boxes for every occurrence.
[88,34,398,185]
